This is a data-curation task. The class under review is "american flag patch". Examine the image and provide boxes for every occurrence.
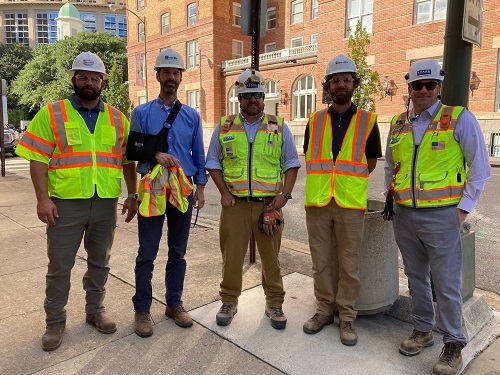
[432,141,445,150]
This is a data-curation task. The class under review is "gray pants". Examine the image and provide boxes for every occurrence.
[393,204,466,346]
[45,196,117,324]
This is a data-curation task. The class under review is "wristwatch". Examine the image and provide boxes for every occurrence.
[281,192,292,200]
[127,193,138,199]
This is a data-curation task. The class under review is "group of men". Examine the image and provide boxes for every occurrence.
[16,48,490,375]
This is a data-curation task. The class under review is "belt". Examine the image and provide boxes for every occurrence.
[236,196,273,202]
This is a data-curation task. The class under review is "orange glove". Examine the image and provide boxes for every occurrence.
[258,203,283,236]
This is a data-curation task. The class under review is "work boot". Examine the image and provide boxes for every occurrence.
[216,303,238,326]
[86,312,117,334]
[303,313,335,334]
[134,311,153,337]
[339,320,358,346]
[165,305,193,328]
[399,329,434,356]
[265,306,287,330]
[432,342,463,375]
[41,321,66,352]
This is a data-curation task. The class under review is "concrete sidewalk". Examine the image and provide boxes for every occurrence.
[1,172,499,375]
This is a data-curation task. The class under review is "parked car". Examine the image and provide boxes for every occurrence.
[2,125,20,155]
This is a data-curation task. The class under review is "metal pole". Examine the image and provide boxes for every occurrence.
[250,0,261,71]
[442,0,472,107]
[1,79,5,177]
[142,18,148,101]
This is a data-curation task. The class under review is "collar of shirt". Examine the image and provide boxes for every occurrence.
[239,112,265,127]
[69,93,105,112]
[154,96,178,115]
[328,102,357,117]
[238,112,265,143]
[410,100,441,123]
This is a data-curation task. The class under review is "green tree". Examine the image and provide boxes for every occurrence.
[102,61,132,117]
[11,32,128,111]
[347,21,383,112]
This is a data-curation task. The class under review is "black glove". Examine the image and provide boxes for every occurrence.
[382,190,395,221]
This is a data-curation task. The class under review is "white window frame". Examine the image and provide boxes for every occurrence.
[414,0,447,24]
[161,13,170,34]
[292,75,316,121]
[346,0,373,36]
[267,7,276,30]
[312,0,319,19]
[187,3,197,26]
[290,37,303,48]
[291,0,304,24]
[228,86,239,116]
[310,33,318,45]
[4,12,29,45]
[265,43,276,53]
[187,90,200,113]
[138,22,145,42]
[36,11,58,45]
[232,40,244,59]
[186,39,199,69]
[137,0,144,9]
[80,12,97,33]
[104,13,127,39]
[233,3,241,27]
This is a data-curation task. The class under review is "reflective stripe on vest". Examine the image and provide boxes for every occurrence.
[389,104,465,207]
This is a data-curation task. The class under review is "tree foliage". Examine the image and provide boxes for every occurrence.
[347,21,383,112]
[11,32,128,111]
[0,43,32,84]
[102,61,133,117]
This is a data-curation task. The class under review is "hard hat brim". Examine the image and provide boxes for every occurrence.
[68,69,110,80]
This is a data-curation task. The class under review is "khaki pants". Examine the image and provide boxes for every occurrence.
[305,199,365,321]
[219,199,285,307]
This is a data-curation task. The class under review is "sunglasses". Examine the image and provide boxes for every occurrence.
[330,77,354,85]
[410,81,438,91]
[241,92,263,100]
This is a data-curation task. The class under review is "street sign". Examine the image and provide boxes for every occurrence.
[241,0,267,38]
[462,0,482,47]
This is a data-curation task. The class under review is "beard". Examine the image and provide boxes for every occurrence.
[73,84,102,102]
[240,101,264,117]
[330,88,354,105]
[161,79,180,94]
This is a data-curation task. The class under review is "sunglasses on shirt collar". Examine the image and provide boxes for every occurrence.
[240,92,264,100]
[410,81,439,91]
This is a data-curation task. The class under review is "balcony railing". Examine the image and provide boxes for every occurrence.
[221,44,318,73]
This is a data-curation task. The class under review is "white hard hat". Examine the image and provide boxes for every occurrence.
[68,51,109,79]
[405,59,444,84]
[235,70,265,94]
[325,54,357,78]
[154,48,185,71]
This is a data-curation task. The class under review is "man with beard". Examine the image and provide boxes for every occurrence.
[16,52,138,351]
[129,48,207,337]
[302,54,381,345]
[206,70,300,329]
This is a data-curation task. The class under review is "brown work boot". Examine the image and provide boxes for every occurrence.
[165,305,193,328]
[399,329,434,356]
[216,303,238,326]
[41,321,66,352]
[303,313,335,334]
[339,320,358,346]
[86,312,117,334]
[432,342,463,375]
[134,311,153,337]
[265,306,287,330]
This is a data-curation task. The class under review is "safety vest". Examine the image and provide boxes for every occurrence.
[138,164,193,217]
[16,99,129,199]
[388,104,466,208]
[219,113,283,197]
[304,107,377,209]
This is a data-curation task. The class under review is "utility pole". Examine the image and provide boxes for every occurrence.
[1,79,6,177]
[250,0,261,71]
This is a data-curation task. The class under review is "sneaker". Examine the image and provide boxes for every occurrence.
[303,313,335,334]
[265,306,287,330]
[339,320,358,346]
[165,305,193,328]
[41,321,66,352]
[399,329,434,356]
[134,311,153,337]
[216,303,237,326]
[86,312,117,334]
[432,342,463,375]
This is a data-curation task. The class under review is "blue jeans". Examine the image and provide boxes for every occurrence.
[132,194,193,312]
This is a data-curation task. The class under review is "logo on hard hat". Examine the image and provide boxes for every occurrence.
[336,61,348,65]
[164,55,178,61]
[416,69,432,76]
[82,59,95,67]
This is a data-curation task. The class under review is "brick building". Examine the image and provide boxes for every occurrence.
[125,0,500,155]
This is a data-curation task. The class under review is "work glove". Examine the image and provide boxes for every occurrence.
[381,190,395,221]
[258,203,283,236]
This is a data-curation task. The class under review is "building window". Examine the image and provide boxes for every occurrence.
[137,0,144,9]
[311,33,318,45]
[228,86,239,116]
[265,43,276,53]
[267,7,276,30]
[186,39,199,68]
[232,40,243,59]
[414,0,447,24]
[80,12,97,32]
[139,96,147,105]
[36,12,58,45]
[292,75,316,120]
[233,3,241,27]
[138,22,145,42]
[291,37,303,48]
[291,0,303,24]
[346,0,373,36]
[4,12,29,45]
[266,80,278,95]
[104,14,127,38]
[161,13,170,34]
[187,3,197,26]
[187,90,200,113]
[312,0,319,19]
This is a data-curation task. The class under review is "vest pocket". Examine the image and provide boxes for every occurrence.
[64,122,82,145]
[101,124,117,145]
[52,168,82,196]
[223,167,244,179]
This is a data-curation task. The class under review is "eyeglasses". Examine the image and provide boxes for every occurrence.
[330,77,354,85]
[75,75,102,83]
[240,92,263,100]
[410,81,438,91]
